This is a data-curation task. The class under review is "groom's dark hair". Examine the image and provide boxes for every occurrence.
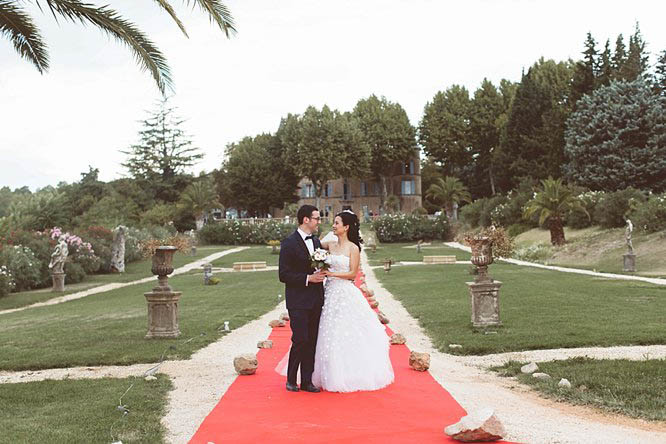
[297,205,319,224]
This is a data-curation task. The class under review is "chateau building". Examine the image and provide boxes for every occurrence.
[292,153,422,219]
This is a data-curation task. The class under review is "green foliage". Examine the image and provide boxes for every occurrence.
[512,244,553,262]
[64,261,86,285]
[564,80,666,192]
[631,193,666,233]
[371,214,450,243]
[566,190,604,228]
[198,220,297,245]
[0,246,42,292]
[411,207,428,216]
[0,265,14,296]
[140,202,178,227]
[506,223,532,238]
[594,188,646,228]
[425,176,471,217]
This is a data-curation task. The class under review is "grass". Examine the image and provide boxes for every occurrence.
[514,227,666,278]
[366,241,471,266]
[0,270,282,371]
[0,375,171,443]
[0,246,231,311]
[492,358,666,421]
[375,263,666,355]
[211,246,280,267]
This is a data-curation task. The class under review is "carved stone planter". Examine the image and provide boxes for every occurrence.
[145,246,181,338]
[51,272,66,292]
[467,236,502,327]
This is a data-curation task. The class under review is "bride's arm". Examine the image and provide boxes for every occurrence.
[324,246,360,280]
[319,231,338,250]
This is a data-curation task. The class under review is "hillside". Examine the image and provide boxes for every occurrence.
[513,227,666,278]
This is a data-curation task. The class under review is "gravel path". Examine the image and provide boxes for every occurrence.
[0,247,249,316]
[445,242,666,286]
[363,250,666,443]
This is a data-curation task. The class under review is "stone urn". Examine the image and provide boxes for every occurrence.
[466,236,502,328]
[468,236,493,283]
[383,259,392,272]
[145,246,182,338]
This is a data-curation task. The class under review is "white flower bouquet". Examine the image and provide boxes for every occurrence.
[310,248,330,271]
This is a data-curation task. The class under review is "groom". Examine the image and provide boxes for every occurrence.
[278,204,325,393]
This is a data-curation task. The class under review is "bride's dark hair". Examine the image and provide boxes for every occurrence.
[337,211,363,251]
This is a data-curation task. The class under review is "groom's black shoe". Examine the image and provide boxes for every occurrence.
[300,383,321,393]
[286,382,300,392]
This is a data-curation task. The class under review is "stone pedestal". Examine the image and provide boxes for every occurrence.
[623,253,636,272]
[467,280,502,328]
[144,290,182,338]
[51,272,66,292]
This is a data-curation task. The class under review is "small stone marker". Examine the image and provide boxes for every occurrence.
[144,375,157,381]
[532,372,551,380]
[390,333,406,345]
[520,362,538,374]
[280,312,290,321]
[444,408,506,442]
[409,351,430,371]
[269,319,285,328]
[377,311,390,324]
[257,340,273,349]
[234,354,258,375]
[558,378,571,389]
[449,344,463,349]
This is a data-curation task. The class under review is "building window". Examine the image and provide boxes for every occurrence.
[409,159,414,175]
[401,179,416,195]
[302,183,315,198]
[323,182,332,197]
[360,182,367,196]
[343,182,350,200]
[324,205,332,217]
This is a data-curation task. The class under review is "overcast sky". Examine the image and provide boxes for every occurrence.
[1,0,665,190]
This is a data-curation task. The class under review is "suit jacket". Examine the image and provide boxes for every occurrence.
[279,230,325,310]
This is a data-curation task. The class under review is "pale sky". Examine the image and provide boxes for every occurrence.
[1,0,665,190]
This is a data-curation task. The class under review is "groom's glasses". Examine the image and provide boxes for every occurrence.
[309,217,321,221]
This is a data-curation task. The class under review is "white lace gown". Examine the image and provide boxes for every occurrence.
[311,254,394,392]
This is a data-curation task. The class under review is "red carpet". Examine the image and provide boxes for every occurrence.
[190,272,513,443]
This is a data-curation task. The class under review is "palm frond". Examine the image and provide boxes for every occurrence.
[186,0,236,36]
[44,0,173,93]
[0,1,49,72]
[151,0,188,37]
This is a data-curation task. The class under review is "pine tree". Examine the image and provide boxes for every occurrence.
[612,34,627,79]
[622,23,649,81]
[598,39,613,87]
[571,32,599,106]
[654,49,666,96]
[121,98,202,202]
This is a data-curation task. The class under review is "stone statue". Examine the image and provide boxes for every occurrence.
[110,225,127,273]
[49,235,69,274]
[625,218,634,254]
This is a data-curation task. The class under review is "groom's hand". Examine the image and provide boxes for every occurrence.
[307,271,325,284]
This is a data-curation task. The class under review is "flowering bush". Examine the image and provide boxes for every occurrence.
[566,190,602,228]
[371,214,450,243]
[0,265,16,297]
[0,245,43,291]
[512,244,553,262]
[461,226,514,259]
[199,220,298,245]
[631,193,666,233]
[594,188,646,228]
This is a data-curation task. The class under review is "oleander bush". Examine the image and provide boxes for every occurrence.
[631,193,666,233]
[371,214,450,242]
[199,220,297,245]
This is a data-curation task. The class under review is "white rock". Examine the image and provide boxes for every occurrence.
[558,378,571,388]
[444,408,506,442]
[449,344,463,349]
[532,372,551,380]
[144,375,157,381]
[521,362,539,374]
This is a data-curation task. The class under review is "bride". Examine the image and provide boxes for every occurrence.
[312,210,394,392]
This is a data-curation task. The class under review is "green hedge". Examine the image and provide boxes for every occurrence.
[371,214,450,243]
[198,220,297,245]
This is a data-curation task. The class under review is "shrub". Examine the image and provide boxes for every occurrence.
[411,207,428,216]
[594,188,646,228]
[65,261,86,284]
[507,223,531,238]
[0,265,16,297]
[198,220,297,245]
[78,226,114,272]
[462,226,514,259]
[566,190,602,228]
[371,214,450,243]
[512,244,553,262]
[0,245,43,291]
[459,198,486,228]
[631,193,666,233]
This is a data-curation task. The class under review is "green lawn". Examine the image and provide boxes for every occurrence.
[493,358,666,421]
[0,270,281,371]
[366,242,471,266]
[0,375,171,443]
[375,263,666,355]
[211,246,280,267]
[0,246,231,311]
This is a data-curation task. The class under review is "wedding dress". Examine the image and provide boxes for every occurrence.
[310,254,394,392]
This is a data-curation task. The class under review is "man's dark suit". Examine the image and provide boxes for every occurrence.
[278,230,325,386]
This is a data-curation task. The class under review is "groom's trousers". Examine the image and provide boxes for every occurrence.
[287,306,322,386]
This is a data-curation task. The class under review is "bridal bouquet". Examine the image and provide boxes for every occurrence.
[310,248,330,271]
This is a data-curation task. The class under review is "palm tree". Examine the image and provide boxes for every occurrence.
[523,177,587,246]
[179,179,222,230]
[0,1,235,94]
[425,176,471,220]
